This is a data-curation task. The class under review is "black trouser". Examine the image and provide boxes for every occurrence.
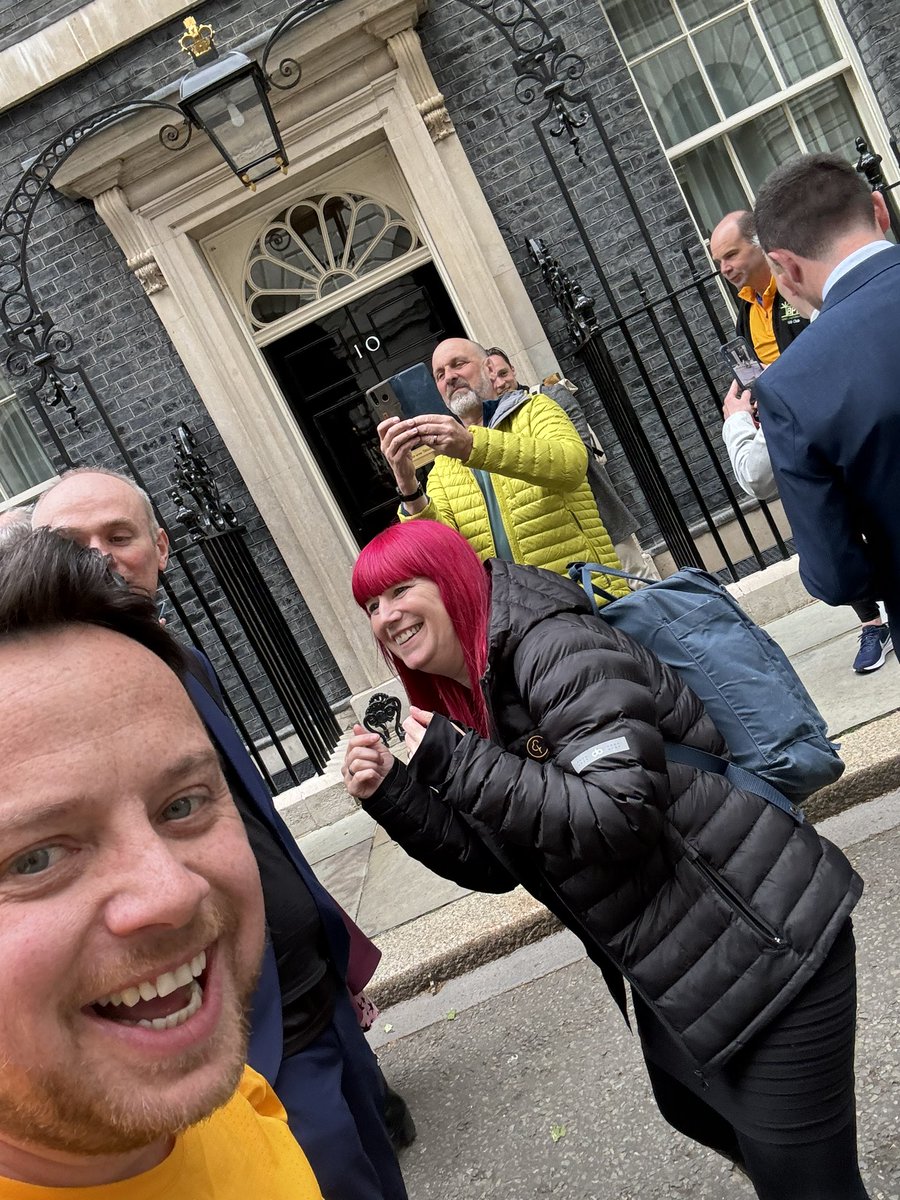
[635,922,867,1200]
[851,600,880,622]
[645,1066,869,1200]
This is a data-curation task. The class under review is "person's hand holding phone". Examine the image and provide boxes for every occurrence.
[377,416,421,493]
[723,380,759,427]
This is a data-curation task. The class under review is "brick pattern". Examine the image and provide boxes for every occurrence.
[836,1,900,145]
[0,0,349,735]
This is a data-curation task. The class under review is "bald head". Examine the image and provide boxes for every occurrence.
[431,339,494,419]
[710,211,770,293]
[33,470,169,597]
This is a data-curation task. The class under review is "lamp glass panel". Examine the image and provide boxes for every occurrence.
[192,74,279,177]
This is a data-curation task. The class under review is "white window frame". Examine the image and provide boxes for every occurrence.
[0,382,57,509]
[601,0,898,240]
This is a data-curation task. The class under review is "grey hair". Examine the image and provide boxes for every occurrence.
[33,467,159,536]
[0,507,34,552]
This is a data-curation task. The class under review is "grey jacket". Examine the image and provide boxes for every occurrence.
[361,561,861,1075]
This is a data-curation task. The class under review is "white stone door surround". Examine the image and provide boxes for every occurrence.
[52,0,561,697]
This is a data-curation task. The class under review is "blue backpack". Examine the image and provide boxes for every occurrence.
[569,563,844,819]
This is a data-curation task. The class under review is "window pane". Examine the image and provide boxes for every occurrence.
[730,105,799,192]
[633,42,718,147]
[693,11,779,117]
[677,0,736,28]
[605,0,680,60]
[791,77,862,156]
[0,398,53,502]
[674,138,749,235]
[755,0,839,86]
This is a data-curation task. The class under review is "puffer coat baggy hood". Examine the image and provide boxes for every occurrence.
[361,561,862,1075]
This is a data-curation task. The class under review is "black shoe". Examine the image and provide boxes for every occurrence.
[384,1083,417,1149]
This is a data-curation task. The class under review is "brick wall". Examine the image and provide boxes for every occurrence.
[836,1,900,142]
[0,0,349,732]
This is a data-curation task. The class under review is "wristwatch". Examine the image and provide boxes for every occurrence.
[397,483,425,502]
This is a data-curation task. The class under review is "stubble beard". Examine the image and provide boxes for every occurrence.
[0,906,259,1159]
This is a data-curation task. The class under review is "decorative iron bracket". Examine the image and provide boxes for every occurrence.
[0,100,191,431]
[170,423,240,540]
[527,236,598,343]
[258,0,589,158]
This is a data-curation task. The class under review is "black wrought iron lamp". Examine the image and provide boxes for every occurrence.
[177,17,288,191]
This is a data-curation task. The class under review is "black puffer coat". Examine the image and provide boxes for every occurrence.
[362,561,862,1074]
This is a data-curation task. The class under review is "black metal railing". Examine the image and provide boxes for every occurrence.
[171,424,341,775]
[529,237,790,581]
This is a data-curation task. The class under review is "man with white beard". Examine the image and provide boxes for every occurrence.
[376,338,625,585]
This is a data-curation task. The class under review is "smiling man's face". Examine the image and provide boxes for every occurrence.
[0,625,264,1161]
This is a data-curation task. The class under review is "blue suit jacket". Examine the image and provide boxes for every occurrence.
[755,244,900,630]
[183,657,352,1084]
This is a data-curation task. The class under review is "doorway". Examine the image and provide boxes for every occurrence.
[264,262,464,545]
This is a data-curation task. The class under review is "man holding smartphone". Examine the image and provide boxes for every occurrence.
[712,211,891,674]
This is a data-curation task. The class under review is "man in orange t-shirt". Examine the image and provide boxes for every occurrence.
[0,530,322,1198]
[710,210,809,364]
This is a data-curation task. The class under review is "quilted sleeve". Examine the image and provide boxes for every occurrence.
[465,393,588,492]
[358,756,518,893]
[410,615,669,867]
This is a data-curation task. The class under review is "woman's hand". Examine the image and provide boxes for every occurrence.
[342,724,394,799]
[402,706,433,757]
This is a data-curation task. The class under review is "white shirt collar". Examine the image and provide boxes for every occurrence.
[821,240,892,302]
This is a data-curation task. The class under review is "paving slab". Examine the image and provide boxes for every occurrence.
[298,808,376,867]
[790,629,899,737]
[764,596,860,658]
[356,839,471,938]
[311,838,371,924]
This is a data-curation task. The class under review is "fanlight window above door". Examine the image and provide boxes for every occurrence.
[244,193,421,329]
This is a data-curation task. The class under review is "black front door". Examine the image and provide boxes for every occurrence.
[264,262,464,546]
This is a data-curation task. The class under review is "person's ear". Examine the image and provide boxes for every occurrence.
[156,526,170,572]
[766,249,803,289]
[872,190,892,236]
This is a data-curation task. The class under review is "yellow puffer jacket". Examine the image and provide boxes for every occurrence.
[399,391,628,599]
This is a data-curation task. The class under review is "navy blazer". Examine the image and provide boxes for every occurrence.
[755,243,900,630]
[183,658,352,1084]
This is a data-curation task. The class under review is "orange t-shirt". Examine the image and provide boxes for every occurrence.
[0,1067,322,1200]
[738,275,780,365]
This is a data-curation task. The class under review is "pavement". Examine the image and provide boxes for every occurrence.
[373,794,900,1199]
[295,596,900,1009]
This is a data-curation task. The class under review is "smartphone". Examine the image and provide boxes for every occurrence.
[721,336,765,392]
[366,364,447,468]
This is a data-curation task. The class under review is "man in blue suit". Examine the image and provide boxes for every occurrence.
[33,468,408,1200]
[751,152,900,646]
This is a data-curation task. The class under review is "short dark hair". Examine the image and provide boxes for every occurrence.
[483,346,512,366]
[754,153,875,258]
[0,528,186,675]
[735,211,756,243]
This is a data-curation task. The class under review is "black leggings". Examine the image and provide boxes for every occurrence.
[645,1066,868,1199]
[851,599,880,623]
[634,922,868,1199]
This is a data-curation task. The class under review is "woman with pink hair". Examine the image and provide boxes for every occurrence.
[343,520,868,1200]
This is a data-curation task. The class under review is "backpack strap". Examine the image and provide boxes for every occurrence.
[568,561,634,614]
[663,742,804,824]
